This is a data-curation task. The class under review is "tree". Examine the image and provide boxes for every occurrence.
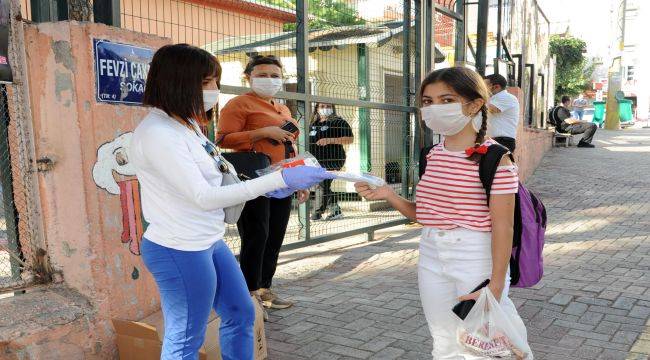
[259,0,366,31]
[549,35,593,102]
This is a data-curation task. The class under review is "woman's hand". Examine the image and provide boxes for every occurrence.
[315,138,331,146]
[354,182,395,201]
[297,189,309,204]
[458,281,505,302]
[262,126,294,143]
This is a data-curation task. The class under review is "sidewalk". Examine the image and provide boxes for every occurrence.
[266,128,650,360]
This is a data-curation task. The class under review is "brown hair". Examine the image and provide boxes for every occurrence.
[143,44,221,126]
[244,54,283,75]
[418,67,491,162]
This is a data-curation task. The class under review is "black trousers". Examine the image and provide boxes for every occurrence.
[237,195,292,291]
[316,178,338,213]
[493,136,517,153]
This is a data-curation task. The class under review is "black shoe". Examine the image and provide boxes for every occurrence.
[310,212,323,221]
[577,141,595,148]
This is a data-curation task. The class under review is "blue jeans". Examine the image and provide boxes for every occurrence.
[141,239,255,360]
[574,109,584,120]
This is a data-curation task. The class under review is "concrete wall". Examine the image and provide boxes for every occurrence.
[120,0,287,46]
[2,22,170,359]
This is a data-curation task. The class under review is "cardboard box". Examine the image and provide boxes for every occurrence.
[112,295,267,359]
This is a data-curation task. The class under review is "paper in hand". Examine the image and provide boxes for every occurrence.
[330,171,385,188]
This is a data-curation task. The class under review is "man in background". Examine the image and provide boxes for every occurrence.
[572,94,588,120]
[551,95,598,148]
[484,74,520,152]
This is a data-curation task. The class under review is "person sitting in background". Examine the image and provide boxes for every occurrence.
[484,74,520,153]
[572,94,588,120]
[551,95,598,148]
[309,102,353,221]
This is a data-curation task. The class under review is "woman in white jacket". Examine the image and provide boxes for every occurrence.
[130,44,332,360]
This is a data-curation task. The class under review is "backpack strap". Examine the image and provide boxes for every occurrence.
[478,144,513,205]
[418,144,437,178]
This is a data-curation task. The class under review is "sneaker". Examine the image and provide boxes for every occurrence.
[251,291,269,321]
[325,206,343,220]
[310,211,323,221]
[577,141,595,148]
[259,288,294,309]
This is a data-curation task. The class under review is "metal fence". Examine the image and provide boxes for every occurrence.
[115,0,427,253]
[0,84,43,293]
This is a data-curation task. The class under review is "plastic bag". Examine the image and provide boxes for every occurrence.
[330,171,386,188]
[458,288,532,359]
[256,152,321,177]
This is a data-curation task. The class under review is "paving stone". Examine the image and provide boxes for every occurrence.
[612,296,636,310]
[563,302,589,316]
[549,293,573,306]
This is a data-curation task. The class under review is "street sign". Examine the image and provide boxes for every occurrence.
[93,39,153,105]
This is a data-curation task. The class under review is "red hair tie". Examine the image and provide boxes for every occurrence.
[465,144,489,156]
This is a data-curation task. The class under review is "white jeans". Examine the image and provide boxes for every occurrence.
[418,227,530,359]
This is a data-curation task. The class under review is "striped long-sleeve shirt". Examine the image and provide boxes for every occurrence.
[415,141,519,232]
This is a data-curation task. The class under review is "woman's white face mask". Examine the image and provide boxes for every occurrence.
[251,77,283,97]
[318,108,333,117]
[202,89,220,111]
[420,102,482,136]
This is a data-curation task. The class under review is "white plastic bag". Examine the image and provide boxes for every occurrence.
[458,288,532,359]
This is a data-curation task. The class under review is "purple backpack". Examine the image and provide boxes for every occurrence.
[478,144,546,288]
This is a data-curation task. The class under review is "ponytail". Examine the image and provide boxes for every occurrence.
[468,106,489,163]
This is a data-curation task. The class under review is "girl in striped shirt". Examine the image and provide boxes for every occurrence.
[355,67,530,358]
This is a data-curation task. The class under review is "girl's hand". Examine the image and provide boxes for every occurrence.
[297,189,309,204]
[458,282,504,302]
[354,183,394,201]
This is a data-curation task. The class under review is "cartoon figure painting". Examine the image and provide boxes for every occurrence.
[92,132,147,255]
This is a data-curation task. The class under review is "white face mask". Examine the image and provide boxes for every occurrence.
[202,89,220,111]
[251,77,283,97]
[318,108,333,117]
[420,102,481,136]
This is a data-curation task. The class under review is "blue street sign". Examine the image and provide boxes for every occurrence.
[94,39,154,105]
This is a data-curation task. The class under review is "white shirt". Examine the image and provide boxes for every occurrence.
[129,108,287,251]
[488,90,520,139]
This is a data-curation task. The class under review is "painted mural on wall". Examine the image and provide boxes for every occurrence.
[92,132,146,255]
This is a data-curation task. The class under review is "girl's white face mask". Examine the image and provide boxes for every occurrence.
[251,77,283,97]
[420,102,482,136]
[202,89,220,111]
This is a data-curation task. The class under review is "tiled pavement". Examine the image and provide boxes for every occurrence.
[266,128,650,360]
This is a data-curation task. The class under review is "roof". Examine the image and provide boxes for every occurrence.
[205,21,446,63]
[205,0,296,23]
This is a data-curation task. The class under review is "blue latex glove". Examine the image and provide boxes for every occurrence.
[282,166,336,191]
[266,187,295,199]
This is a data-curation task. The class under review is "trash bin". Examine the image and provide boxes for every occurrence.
[593,101,606,128]
[618,99,634,123]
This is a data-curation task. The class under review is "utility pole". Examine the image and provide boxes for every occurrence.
[605,0,626,130]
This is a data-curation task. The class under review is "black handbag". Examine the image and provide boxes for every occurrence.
[220,151,271,180]
[217,135,271,180]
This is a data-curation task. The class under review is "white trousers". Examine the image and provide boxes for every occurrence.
[418,227,530,359]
